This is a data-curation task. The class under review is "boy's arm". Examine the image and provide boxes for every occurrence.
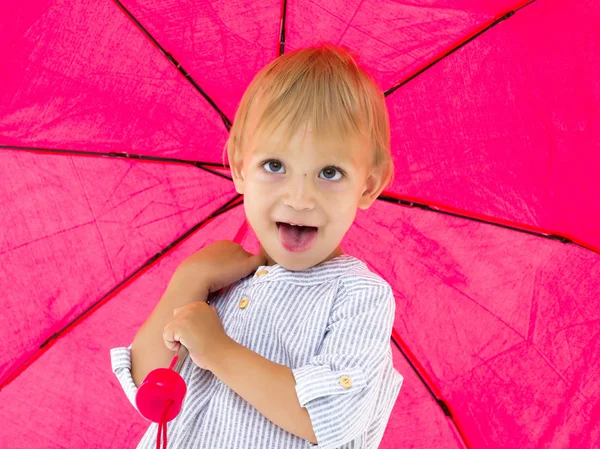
[209,338,318,445]
[130,240,266,387]
[131,267,210,387]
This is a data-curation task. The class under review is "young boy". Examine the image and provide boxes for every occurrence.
[110,42,403,449]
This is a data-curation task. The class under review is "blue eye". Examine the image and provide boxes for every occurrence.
[319,166,344,181]
[261,160,344,180]
[263,160,285,174]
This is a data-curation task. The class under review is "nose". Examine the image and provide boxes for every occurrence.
[282,175,315,211]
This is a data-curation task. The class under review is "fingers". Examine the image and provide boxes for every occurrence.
[173,341,182,353]
[163,323,180,352]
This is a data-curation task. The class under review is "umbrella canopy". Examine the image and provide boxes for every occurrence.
[1,0,599,448]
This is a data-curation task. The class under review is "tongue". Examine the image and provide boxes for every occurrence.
[278,223,318,252]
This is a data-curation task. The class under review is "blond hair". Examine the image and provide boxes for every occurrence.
[224,42,394,189]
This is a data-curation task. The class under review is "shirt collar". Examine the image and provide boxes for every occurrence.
[248,253,362,286]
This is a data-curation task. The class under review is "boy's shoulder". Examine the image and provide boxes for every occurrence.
[331,257,396,312]
[335,255,393,292]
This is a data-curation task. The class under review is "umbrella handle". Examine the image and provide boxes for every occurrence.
[168,344,188,373]
[135,345,188,424]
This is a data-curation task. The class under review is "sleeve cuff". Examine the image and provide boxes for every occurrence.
[109,344,139,412]
[292,364,367,408]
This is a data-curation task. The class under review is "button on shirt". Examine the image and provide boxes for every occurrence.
[110,254,403,449]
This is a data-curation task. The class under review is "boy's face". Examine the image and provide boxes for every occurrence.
[232,123,383,271]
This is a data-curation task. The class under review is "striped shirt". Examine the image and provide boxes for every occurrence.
[110,254,403,449]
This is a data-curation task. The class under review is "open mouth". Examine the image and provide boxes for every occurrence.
[276,222,318,230]
[276,222,319,252]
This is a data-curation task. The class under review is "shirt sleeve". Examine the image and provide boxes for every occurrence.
[291,279,396,449]
[110,344,140,412]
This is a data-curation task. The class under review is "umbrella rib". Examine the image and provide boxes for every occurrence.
[376,194,599,254]
[384,0,536,97]
[0,145,233,180]
[389,331,473,449]
[110,0,232,131]
[0,194,243,391]
[278,0,288,57]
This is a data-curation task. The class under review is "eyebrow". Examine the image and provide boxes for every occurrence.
[251,135,363,168]
[255,148,357,166]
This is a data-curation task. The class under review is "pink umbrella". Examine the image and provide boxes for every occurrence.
[1,0,598,447]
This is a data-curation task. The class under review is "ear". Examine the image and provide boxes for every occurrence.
[358,166,387,210]
[230,151,246,195]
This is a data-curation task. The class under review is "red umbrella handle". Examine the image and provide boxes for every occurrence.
[135,346,189,449]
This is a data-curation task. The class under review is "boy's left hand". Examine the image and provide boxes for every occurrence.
[163,302,232,371]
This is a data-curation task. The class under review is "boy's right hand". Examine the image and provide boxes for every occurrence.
[173,240,267,297]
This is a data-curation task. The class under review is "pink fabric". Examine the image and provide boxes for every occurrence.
[1,0,599,448]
